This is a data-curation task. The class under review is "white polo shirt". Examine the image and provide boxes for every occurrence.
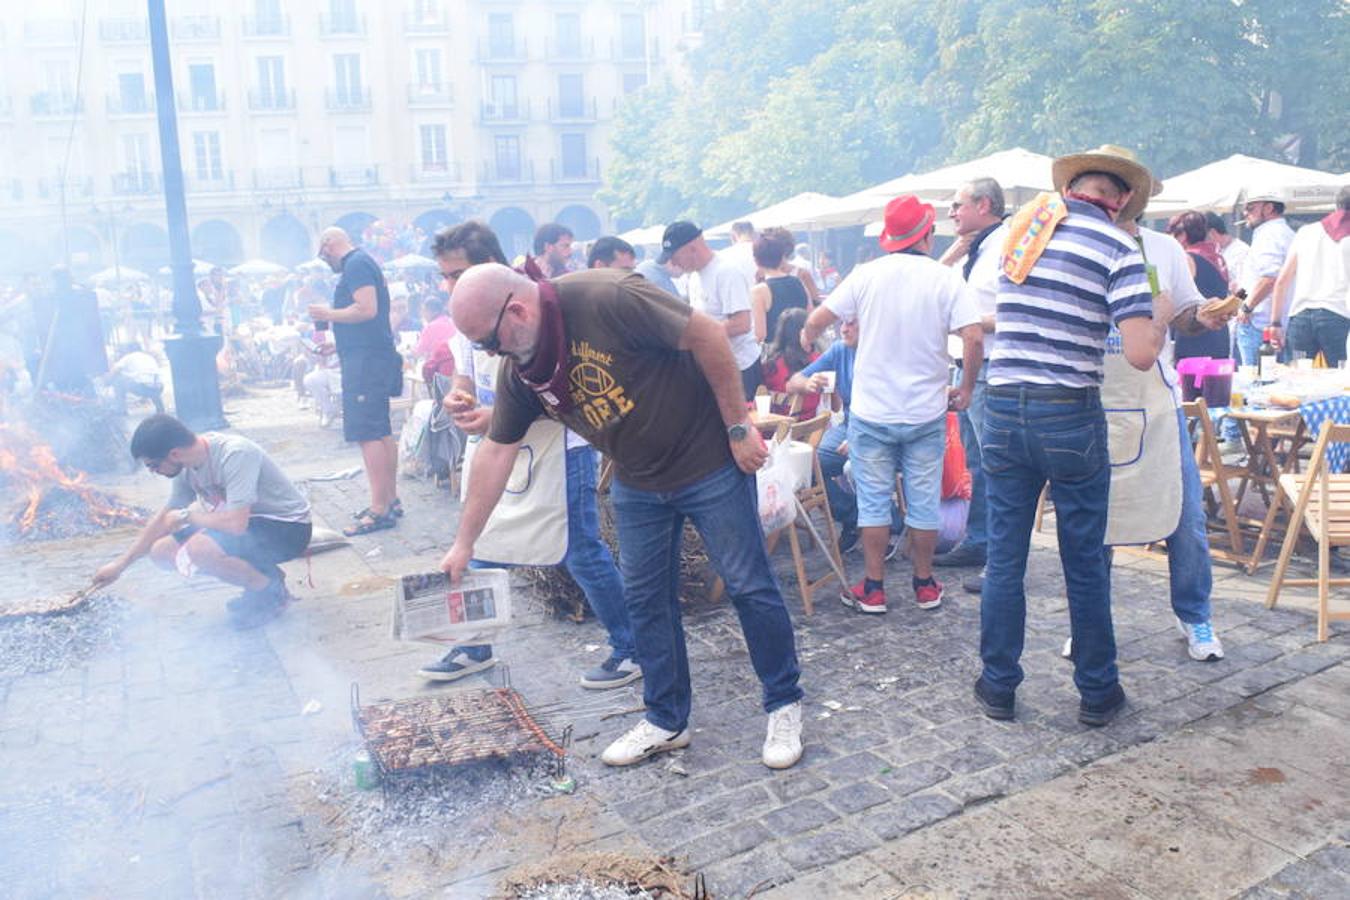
[688,252,761,371]
[964,222,1009,360]
[1242,218,1295,327]
[826,251,979,425]
[1284,221,1350,320]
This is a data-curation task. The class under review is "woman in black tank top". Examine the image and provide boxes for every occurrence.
[750,232,810,342]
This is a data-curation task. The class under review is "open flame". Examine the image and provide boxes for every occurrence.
[0,423,145,540]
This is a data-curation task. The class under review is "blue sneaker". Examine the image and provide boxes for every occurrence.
[1176,618,1224,662]
[418,646,496,682]
[579,654,643,690]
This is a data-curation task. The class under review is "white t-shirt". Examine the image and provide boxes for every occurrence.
[450,332,587,449]
[113,351,160,385]
[1138,226,1204,376]
[1285,222,1350,319]
[964,222,1009,360]
[826,252,980,425]
[1220,238,1249,290]
[718,241,759,286]
[689,253,761,371]
[1242,218,1295,326]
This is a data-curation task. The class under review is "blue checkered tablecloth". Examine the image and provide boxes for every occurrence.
[1299,395,1350,473]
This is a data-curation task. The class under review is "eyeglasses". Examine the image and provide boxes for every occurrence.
[950,201,964,211]
[472,292,512,353]
[443,267,467,282]
[142,458,164,471]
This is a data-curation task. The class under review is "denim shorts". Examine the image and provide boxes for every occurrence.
[848,413,945,530]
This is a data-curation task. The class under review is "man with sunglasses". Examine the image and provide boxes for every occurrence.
[442,261,805,771]
[91,414,312,629]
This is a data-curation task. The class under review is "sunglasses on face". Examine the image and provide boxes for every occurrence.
[472,292,512,353]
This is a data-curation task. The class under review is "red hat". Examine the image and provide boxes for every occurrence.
[878,195,936,253]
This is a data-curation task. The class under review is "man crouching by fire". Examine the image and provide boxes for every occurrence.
[92,414,312,629]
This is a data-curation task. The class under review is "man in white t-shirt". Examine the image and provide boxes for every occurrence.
[719,220,759,286]
[1270,185,1350,367]
[802,195,983,615]
[662,221,764,396]
[1234,187,1296,365]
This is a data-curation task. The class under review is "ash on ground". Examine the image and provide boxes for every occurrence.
[516,880,657,900]
[310,745,563,861]
[0,595,128,678]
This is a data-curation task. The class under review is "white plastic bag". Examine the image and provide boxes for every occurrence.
[756,439,797,535]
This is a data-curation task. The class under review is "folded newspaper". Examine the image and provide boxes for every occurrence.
[390,569,511,643]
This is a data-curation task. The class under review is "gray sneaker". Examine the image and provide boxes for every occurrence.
[580,654,643,690]
[962,568,985,595]
[418,648,497,682]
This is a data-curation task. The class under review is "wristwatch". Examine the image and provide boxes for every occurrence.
[175,507,192,530]
[727,421,749,442]
[1240,303,1253,315]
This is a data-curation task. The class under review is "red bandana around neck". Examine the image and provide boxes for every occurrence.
[1065,190,1124,220]
[512,275,574,414]
[1322,210,1350,242]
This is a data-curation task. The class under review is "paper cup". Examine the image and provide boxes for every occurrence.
[754,395,771,416]
[819,371,837,393]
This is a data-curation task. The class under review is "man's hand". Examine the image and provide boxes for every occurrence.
[948,385,972,412]
[307,304,332,322]
[92,561,124,590]
[315,342,337,356]
[1269,324,1285,350]
[440,541,472,586]
[452,406,493,435]
[806,373,831,393]
[1195,306,1229,332]
[1236,308,1252,325]
[730,424,769,474]
[799,329,814,353]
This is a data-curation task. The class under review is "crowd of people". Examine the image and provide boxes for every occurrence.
[72,142,1350,775]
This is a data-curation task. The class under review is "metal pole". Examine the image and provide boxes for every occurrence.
[148,0,227,429]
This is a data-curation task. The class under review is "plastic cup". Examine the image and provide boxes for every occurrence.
[754,395,771,416]
[818,371,837,393]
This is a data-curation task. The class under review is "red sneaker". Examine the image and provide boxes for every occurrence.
[914,579,944,610]
[845,579,888,614]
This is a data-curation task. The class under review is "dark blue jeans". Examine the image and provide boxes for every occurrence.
[611,462,803,732]
[957,362,989,549]
[979,385,1119,706]
[564,446,635,661]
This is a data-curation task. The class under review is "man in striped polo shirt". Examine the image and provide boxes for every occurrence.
[974,146,1167,728]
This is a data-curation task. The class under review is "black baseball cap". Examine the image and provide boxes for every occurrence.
[657,220,702,264]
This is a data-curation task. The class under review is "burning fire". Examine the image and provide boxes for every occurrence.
[0,423,145,540]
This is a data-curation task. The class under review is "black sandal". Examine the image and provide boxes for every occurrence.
[343,510,398,536]
[352,498,404,520]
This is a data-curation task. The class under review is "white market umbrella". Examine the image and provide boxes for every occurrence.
[1147,154,1348,217]
[157,258,215,277]
[229,258,288,277]
[617,224,667,247]
[813,147,1055,229]
[384,253,438,272]
[89,265,150,285]
[704,191,841,239]
[295,258,329,274]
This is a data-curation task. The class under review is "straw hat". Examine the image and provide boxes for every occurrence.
[1052,144,1156,222]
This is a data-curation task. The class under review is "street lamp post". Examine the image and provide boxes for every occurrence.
[147,0,226,430]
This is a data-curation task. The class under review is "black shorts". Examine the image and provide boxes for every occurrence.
[176,517,312,579]
[340,350,399,442]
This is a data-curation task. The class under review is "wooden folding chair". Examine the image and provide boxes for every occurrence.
[1183,398,1247,563]
[764,411,845,613]
[1265,422,1350,641]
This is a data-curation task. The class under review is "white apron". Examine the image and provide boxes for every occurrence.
[1102,356,1182,545]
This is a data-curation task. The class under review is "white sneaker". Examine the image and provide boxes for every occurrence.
[762,701,803,769]
[1061,636,1073,659]
[600,719,690,767]
[1176,617,1225,661]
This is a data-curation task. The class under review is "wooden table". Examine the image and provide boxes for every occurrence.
[1226,407,1308,573]
[750,410,794,438]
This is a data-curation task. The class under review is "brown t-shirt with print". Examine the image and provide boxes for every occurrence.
[488,269,732,491]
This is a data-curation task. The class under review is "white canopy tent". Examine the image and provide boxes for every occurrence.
[616,224,667,247]
[1147,154,1348,217]
[229,258,288,277]
[157,259,215,278]
[812,148,1056,229]
[384,253,438,272]
[703,191,841,239]
[89,265,150,285]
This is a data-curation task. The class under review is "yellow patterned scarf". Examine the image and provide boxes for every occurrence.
[1001,192,1068,284]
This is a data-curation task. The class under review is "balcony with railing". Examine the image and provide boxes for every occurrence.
[477,37,528,63]
[612,36,660,63]
[107,93,156,116]
[478,98,531,125]
[407,82,454,107]
[99,17,147,42]
[326,87,371,112]
[551,157,601,184]
[37,176,95,200]
[480,159,535,185]
[546,36,594,61]
[329,165,380,188]
[548,97,598,124]
[172,16,221,40]
[409,161,463,183]
[404,3,449,34]
[178,91,226,113]
[248,88,296,112]
[319,12,365,36]
[186,171,236,193]
[111,172,162,196]
[30,93,82,117]
[24,20,78,44]
[241,14,290,38]
[253,167,304,190]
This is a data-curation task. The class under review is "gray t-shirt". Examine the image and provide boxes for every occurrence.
[168,433,310,524]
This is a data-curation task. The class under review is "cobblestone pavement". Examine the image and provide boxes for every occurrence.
[1,383,1346,898]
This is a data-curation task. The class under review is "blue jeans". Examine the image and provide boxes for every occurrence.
[1235,321,1264,366]
[611,462,803,732]
[979,385,1119,706]
[1166,408,1212,625]
[957,362,989,549]
[463,446,635,663]
[819,420,903,534]
[849,413,946,530]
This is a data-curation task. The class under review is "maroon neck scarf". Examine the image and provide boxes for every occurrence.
[1185,240,1229,286]
[1322,210,1350,242]
[1065,190,1124,220]
[512,271,573,414]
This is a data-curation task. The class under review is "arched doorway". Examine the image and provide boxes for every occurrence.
[260,214,312,267]
[120,223,170,274]
[61,226,104,273]
[555,204,603,241]
[488,206,536,261]
[413,208,457,254]
[333,211,378,245]
[191,219,244,267]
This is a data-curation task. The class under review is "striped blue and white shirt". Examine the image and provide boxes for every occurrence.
[989,199,1153,388]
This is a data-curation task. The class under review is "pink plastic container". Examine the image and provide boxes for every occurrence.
[1199,358,1235,408]
[1176,357,1211,402]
